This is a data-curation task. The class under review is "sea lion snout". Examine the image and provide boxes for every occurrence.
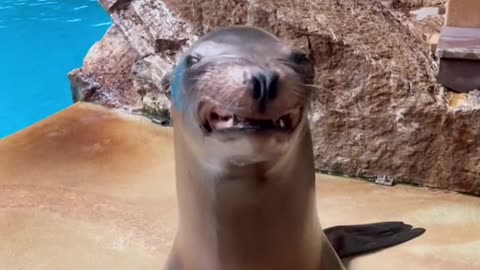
[185,56,311,136]
[250,69,280,109]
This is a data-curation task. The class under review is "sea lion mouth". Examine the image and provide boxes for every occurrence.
[199,104,302,134]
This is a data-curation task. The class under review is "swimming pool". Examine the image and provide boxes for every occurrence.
[0,0,112,139]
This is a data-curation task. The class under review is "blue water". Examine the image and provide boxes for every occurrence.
[0,0,112,139]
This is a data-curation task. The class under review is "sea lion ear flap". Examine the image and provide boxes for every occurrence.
[324,221,426,258]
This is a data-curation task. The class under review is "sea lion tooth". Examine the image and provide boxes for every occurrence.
[278,118,286,128]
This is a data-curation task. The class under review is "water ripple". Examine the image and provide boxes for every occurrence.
[93,22,112,27]
[66,18,83,23]
[73,5,88,11]
[0,0,111,25]
[27,2,56,7]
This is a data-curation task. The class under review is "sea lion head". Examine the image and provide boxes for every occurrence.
[170,25,315,166]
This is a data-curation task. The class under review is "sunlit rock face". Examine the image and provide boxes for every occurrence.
[68,26,141,112]
[68,25,172,124]
[392,0,446,8]
[68,0,480,195]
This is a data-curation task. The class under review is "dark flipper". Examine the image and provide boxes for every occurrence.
[324,221,426,258]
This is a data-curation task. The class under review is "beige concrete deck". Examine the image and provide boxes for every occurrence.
[0,103,479,270]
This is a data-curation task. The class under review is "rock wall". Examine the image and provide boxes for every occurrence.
[386,1,444,48]
[392,0,446,8]
[69,0,480,195]
[69,25,140,111]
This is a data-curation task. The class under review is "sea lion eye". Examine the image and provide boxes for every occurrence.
[185,55,201,68]
[289,51,311,66]
[287,51,314,84]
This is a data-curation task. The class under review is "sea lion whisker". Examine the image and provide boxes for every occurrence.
[303,83,330,91]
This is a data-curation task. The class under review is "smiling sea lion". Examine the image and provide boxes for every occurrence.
[165,25,425,270]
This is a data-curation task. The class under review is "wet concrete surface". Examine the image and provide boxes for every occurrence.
[0,103,479,270]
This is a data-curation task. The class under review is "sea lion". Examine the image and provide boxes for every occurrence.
[165,25,425,270]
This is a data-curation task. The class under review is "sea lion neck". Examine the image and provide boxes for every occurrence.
[169,121,325,270]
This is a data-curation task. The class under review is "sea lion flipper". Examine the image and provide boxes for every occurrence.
[324,222,426,258]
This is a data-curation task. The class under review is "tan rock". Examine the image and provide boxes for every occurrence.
[428,32,439,53]
[68,24,173,121]
[392,0,446,8]
[68,25,141,112]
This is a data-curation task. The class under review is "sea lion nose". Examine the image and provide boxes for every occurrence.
[251,70,280,106]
